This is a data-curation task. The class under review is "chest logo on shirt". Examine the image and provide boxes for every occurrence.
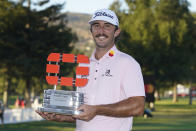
[104,69,113,77]
[109,50,114,57]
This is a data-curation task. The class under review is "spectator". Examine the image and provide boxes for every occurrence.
[145,84,155,111]
[14,97,20,108]
[0,101,4,124]
[20,98,25,108]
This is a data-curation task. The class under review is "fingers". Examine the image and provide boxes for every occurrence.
[35,110,76,123]
[73,112,92,122]
[73,105,86,118]
[35,110,42,114]
[35,110,47,118]
[73,115,88,121]
[45,113,57,121]
[73,105,96,121]
[77,104,86,111]
[35,110,57,121]
[35,105,95,122]
[73,114,84,120]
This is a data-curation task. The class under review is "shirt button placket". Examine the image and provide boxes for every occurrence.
[94,62,99,80]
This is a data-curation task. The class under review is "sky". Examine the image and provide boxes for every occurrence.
[59,0,196,14]
[15,0,196,14]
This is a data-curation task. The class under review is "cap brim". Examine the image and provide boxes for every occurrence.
[89,17,118,27]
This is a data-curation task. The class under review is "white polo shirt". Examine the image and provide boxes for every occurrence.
[76,45,145,131]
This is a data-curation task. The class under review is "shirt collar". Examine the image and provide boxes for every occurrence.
[90,45,119,62]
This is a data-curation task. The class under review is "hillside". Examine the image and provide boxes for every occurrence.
[65,11,196,56]
[66,12,95,56]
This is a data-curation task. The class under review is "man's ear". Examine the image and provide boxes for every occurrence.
[114,28,121,37]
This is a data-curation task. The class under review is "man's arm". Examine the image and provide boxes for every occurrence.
[36,110,76,123]
[73,96,145,121]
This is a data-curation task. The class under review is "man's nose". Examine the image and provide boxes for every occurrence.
[97,26,105,34]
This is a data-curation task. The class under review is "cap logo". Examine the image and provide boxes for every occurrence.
[93,11,114,19]
[89,9,119,27]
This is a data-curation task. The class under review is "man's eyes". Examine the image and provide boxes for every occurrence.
[92,23,114,30]
[93,24,100,27]
[104,24,112,28]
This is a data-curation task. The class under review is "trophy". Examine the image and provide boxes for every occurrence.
[38,53,89,115]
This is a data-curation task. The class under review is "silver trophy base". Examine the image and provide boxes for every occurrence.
[37,107,82,115]
[38,89,84,115]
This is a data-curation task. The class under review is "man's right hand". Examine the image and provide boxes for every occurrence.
[35,110,76,123]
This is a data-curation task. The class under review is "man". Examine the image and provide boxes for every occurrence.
[36,9,145,131]
[0,101,4,124]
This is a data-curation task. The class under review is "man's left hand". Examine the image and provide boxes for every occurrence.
[73,104,97,121]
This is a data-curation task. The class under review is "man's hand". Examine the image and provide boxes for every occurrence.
[73,104,97,122]
[73,96,145,121]
[35,110,76,123]
[75,96,145,120]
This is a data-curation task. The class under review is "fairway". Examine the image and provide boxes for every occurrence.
[132,98,196,131]
[0,98,196,131]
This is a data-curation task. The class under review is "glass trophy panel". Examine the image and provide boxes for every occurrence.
[38,89,84,115]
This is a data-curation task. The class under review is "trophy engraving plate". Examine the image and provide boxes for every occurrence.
[38,89,84,115]
[50,92,72,106]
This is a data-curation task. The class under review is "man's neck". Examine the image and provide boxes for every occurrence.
[94,44,114,60]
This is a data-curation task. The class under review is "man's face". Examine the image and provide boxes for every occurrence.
[91,20,120,49]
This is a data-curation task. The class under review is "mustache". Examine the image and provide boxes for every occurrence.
[95,34,108,38]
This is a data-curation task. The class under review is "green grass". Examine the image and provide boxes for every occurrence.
[0,98,196,131]
[132,98,196,131]
[0,121,76,131]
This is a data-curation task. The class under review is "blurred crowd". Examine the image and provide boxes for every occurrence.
[14,97,26,108]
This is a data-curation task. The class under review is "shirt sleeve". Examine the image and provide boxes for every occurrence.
[121,58,145,98]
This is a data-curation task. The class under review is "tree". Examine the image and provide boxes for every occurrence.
[0,0,22,106]
[111,0,196,102]
[0,0,77,106]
